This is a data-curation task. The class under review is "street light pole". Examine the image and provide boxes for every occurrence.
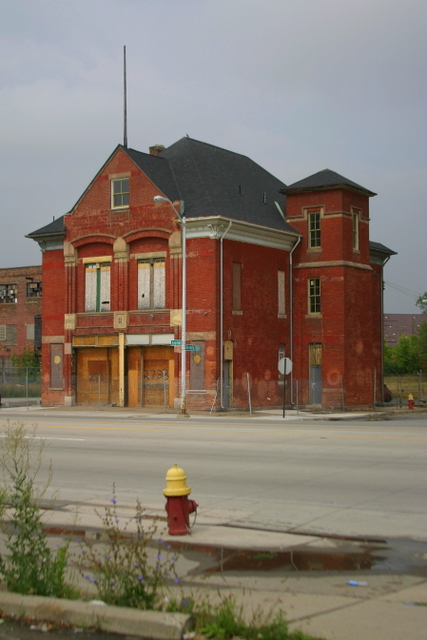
[153,196,188,416]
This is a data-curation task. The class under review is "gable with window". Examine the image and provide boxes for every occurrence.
[138,257,165,310]
[85,260,111,312]
[111,177,129,209]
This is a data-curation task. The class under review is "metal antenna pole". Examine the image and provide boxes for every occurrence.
[123,45,128,148]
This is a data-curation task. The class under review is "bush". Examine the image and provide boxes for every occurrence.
[0,423,71,597]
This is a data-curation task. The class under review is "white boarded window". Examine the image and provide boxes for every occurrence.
[26,324,35,340]
[138,258,165,310]
[85,263,111,312]
[278,270,285,316]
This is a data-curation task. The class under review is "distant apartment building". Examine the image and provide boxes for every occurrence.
[0,266,42,369]
[384,314,425,346]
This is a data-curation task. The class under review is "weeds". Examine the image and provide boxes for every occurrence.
[0,425,323,639]
[190,593,324,639]
[0,422,72,597]
[78,485,179,610]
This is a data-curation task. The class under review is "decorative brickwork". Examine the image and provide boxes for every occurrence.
[28,139,395,409]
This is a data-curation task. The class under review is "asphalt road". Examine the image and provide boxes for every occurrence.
[1,411,425,541]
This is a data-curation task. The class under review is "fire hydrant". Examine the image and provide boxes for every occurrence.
[163,464,198,535]
[408,393,414,410]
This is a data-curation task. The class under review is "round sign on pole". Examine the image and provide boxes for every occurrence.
[278,357,293,375]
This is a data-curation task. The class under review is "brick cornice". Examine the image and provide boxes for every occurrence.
[186,216,299,251]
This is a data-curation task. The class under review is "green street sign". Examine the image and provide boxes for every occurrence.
[171,339,182,346]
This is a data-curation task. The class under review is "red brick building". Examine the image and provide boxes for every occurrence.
[0,265,42,370]
[27,137,395,409]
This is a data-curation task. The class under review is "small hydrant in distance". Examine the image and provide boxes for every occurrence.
[163,464,198,535]
[408,393,414,410]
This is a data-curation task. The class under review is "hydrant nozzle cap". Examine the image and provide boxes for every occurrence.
[163,464,191,497]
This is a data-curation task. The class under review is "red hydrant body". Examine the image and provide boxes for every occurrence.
[408,394,414,410]
[163,465,198,535]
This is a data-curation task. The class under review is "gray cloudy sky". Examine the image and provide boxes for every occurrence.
[1,0,425,313]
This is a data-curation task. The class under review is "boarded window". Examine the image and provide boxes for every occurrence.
[309,343,322,366]
[0,325,17,345]
[50,343,63,389]
[138,259,165,310]
[232,262,242,311]
[85,263,111,312]
[26,324,35,340]
[278,270,285,315]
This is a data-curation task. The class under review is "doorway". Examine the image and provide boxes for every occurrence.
[309,343,322,404]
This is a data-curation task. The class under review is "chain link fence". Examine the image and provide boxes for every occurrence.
[384,372,425,407]
[9,368,423,411]
[0,367,42,407]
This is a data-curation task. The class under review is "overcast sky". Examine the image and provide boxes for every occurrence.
[1,0,425,313]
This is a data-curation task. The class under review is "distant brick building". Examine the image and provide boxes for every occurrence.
[0,265,42,370]
[28,137,395,409]
[384,314,425,346]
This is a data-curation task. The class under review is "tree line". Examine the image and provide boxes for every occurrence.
[384,292,427,375]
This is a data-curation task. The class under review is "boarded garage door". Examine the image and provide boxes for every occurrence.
[76,347,119,406]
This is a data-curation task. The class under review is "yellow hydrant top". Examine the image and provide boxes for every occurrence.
[408,393,414,400]
[163,464,191,497]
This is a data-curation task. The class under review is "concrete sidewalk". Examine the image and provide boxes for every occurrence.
[0,401,403,421]
[1,498,426,640]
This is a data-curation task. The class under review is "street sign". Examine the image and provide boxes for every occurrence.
[185,345,201,351]
[278,356,293,375]
[171,339,182,346]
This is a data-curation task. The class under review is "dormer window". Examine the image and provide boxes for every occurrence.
[111,178,129,209]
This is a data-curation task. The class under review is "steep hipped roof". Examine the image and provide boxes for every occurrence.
[156,137,294,231]
[281,169,376,197]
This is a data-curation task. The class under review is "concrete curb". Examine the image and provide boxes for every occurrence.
[0,592,193,640]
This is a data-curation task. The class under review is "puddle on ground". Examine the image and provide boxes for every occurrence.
[41,523,427,578]
[165,538,427,577]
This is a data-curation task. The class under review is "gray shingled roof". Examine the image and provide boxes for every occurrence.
[282,169,376,196]
[27,215,66,239]
[156,137,294,231]
[369,240,397,256]
[28,137,297,238]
